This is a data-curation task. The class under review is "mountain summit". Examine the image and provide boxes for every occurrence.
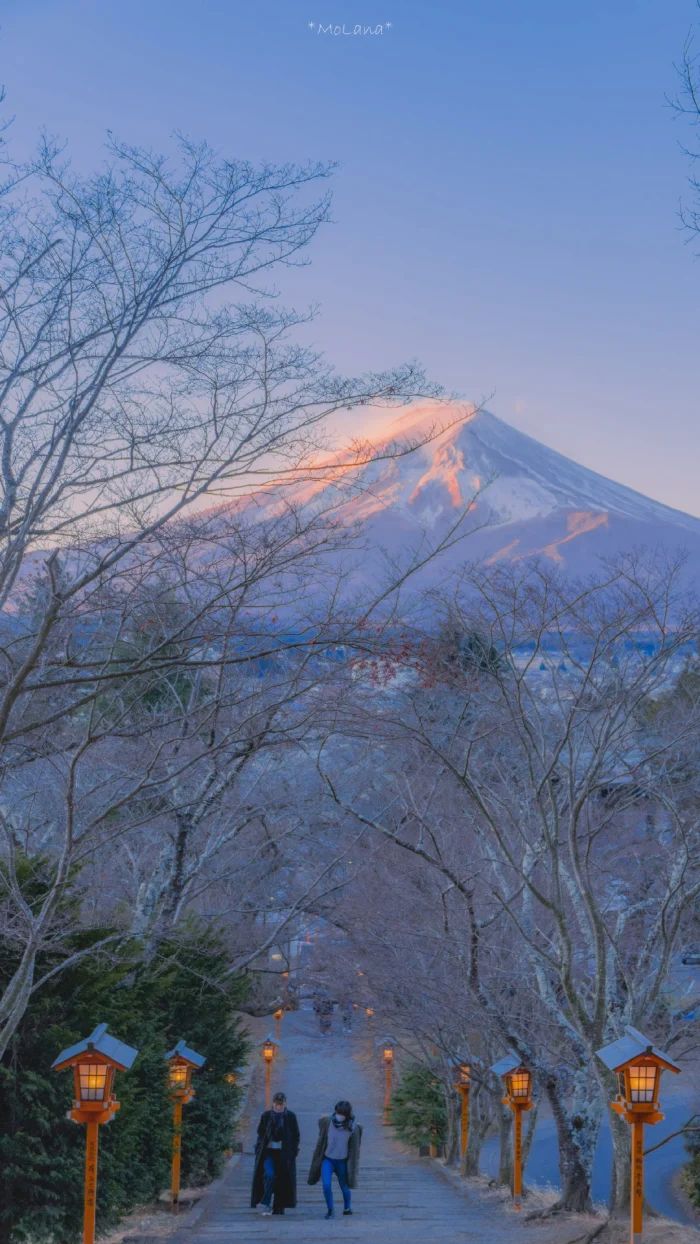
[235,402,700,592]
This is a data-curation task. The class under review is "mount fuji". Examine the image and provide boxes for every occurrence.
[246,402,700,591]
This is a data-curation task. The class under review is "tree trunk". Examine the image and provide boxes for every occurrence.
[444,1089,459,1166]
[463,1080,487,1176]
[498,1102,513,1187]
[0,944,37,1061]
[609,1107,632,1215]
[522,1099,539,1169]
[545,1076,599,1213]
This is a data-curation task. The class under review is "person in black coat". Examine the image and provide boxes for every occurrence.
[251,1092,300,1216]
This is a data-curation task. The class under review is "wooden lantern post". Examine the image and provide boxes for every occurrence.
[166,1040,207,1212]
[491,1054,533,1210]
[262,1036,278,1110]
[52,1024,139,1244]
[596,1026,681,1244]
[453,1062,471,1175]
[382,1042,395,1123]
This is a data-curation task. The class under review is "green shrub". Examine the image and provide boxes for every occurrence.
[0,864,249,1243]
[391,1063,447,1151]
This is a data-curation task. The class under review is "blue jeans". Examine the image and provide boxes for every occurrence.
[262,1152,279,1207]
[322,1157,351,1212]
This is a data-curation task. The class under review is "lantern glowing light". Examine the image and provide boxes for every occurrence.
[78,1063,110,1102]
[627,1064,658,1105]
[508,1070,532,1100]
[169,1063,189,1091]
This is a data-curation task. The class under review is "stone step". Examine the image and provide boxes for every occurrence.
[173,1010,583,1244]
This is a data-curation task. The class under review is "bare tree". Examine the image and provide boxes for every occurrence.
[316,556,700,1214]
[0,124,487,1055]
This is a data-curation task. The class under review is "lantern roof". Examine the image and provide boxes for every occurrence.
[490,1053,523,1078]
[164,1039,207,1070]
[52,1023,138,1072]
[595,1026,681,1075]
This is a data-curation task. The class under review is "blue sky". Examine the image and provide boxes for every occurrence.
[2,0,699,514]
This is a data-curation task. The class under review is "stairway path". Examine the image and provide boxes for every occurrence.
[175,1009,583,1244]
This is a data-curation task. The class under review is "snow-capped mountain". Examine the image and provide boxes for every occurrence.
[245,402,700,590]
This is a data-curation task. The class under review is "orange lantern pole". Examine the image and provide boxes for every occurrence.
[597,1026,681,1244]
[52,1024,138,1244]
[83,1118,99,1244]
[262,1037,278,1110]
[166,1040,207,1212]
[453,1063,471,1175]
[382,1042,394,1123]
[512,1104,524,1207]
[631,1116,644,1241]
[491,1055,533,1211]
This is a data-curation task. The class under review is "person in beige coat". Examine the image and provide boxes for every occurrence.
[307,1100,362,1218]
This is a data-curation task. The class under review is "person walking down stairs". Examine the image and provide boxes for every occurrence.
[251,1092,300,1216]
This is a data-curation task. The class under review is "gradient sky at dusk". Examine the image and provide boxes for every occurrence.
[3,0,699,514]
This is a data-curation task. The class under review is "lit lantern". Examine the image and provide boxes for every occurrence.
[224,1072,238,1086]
[273,1007,285,1039]
[383,1044,395,1065]
[166,1040,206,1102]
[623,1063,660,1108]
[165,1041,206,1212]
[261,1035,279,1110]
[169,1062,189,1093]
[506,1068,532,1102]
[596,1026,680,1244]
[365,1006,374,1018]
[78,1062,112,1103]
[491,1054,533,1210]
[52,1024,138,1244]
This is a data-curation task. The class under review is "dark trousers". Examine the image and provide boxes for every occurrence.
[262,1150,285,1212]
[321,1156,351,1212]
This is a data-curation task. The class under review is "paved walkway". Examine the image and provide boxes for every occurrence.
[176,1008,587,1244]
